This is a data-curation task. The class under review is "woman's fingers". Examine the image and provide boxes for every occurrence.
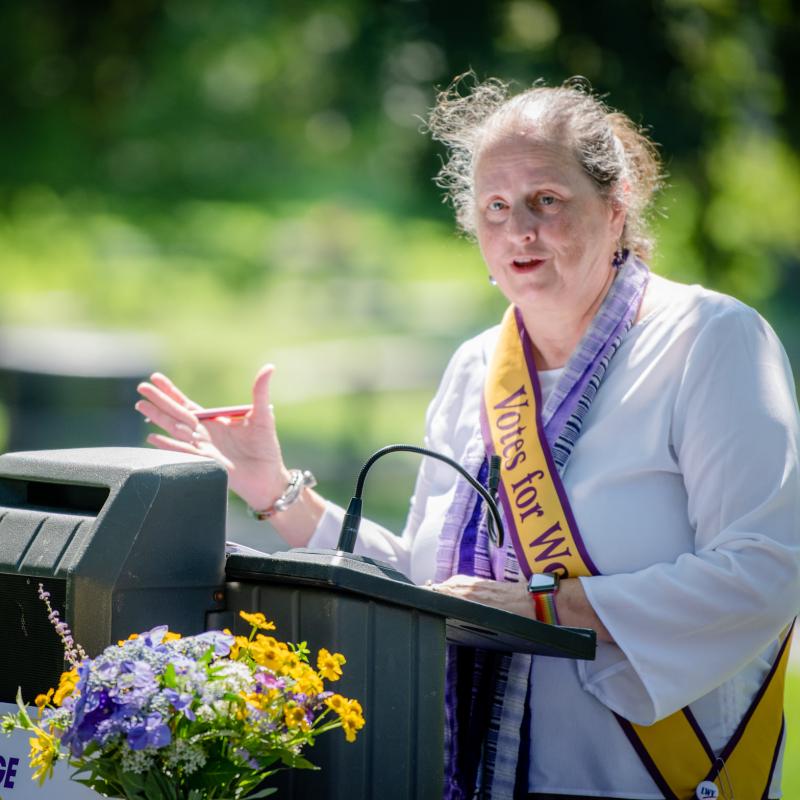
[150,372,202,411]
[147,433,234,470]
[146,433,202,456]
[137,381,200,428]
[249,364,277,425]
[136,398,198,442]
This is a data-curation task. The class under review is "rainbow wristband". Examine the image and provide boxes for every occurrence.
[532,590,560,625]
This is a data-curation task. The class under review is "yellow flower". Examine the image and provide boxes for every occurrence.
[35,688,54,714]
[294,666,324,696]
[28,728,58,785]
[325,694,347,714]
[258,687,281,707]
[255,634,284,648]
[341,703,366,743]
[342,722,358,742]
[230,635,251,661]
[53,668,79,707]
[347,699,363,717]
[239,611,277,631]
[283,703,309,731]
[250,636,288,671]
[242,691,266,711]
[325,694,365,741]
[278,652,301,677]
[316,648,346,682]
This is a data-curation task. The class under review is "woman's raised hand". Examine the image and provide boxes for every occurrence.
[135,365,291,511]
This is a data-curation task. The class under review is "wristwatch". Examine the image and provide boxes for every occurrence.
[527,572,560,625]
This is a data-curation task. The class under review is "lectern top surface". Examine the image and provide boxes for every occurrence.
[225,548,596,660]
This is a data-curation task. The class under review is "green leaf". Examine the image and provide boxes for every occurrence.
[14,687,34,728]
[285,755,318,771]
[151,769,178,800]
[252,755,279,769]
[120,769,149,799]
[288,641,310,662]
[163,662,178,689]
[241,787,278,799]
[187,760,242,791]
[275,749,318,770]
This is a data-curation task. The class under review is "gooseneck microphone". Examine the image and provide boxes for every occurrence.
[336,444,504,554]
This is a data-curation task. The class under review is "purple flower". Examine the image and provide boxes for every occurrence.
[255,672,285,692]
[140,626,169,648]
[192,630,234,657]
[108,660,158,710]
[169,654,195,675]
[124,660,157,687]
[83,687,111,715]
[163,689,196,721]
[127,713,172,751]
[95,661,118,682]
[234,748,259,769]
[61,661,93,754]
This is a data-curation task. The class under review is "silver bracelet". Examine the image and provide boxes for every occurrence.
[247,469,317,520]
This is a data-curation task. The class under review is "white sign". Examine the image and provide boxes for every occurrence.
[0,702,100,799]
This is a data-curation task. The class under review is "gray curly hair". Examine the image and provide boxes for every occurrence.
[426,73,663,260]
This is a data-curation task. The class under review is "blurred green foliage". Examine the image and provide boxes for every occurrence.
[1,0,799,535]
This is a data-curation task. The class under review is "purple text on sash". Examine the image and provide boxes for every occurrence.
[494,385,571,576]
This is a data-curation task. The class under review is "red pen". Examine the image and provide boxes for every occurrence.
[194,404,253,420]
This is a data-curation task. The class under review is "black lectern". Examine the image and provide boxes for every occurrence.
[0,448,595,800]
[223,548,596,800]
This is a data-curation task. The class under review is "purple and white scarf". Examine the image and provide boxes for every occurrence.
[435,256,650,799]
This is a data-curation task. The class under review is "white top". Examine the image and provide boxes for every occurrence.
[309,275,800,797]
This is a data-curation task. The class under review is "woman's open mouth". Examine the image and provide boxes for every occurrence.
[511,256,545,271]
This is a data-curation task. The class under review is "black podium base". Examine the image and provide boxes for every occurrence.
[222,548,596,800]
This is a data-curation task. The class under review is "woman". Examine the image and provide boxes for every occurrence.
[136,77,800,799]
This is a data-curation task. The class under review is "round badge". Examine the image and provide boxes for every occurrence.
[695,781,719,799]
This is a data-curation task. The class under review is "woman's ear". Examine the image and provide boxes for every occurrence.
[609,181,629,238]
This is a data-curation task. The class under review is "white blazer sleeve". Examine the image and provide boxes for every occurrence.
[580,304,800,724]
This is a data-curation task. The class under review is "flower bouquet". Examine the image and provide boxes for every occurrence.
[1,585,365,800]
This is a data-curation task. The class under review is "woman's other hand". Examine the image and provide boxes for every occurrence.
[431,575,613,642]
[431,574,537,619]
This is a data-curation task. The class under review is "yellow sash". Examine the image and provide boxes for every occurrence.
[482,306,599,579]
[482,305,790,799]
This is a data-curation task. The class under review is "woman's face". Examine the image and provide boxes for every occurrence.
[473,131,625,316]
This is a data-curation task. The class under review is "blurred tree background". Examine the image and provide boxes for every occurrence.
[1,0,799,538]
[3,1,800,791]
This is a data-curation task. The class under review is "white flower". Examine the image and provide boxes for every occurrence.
[119,747,156,775]
[164,739,207,775]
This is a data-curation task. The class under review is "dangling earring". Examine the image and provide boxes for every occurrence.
[612,247,629,269]
[488,275,497,286]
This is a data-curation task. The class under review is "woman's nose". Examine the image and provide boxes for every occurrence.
[509,205,538,242]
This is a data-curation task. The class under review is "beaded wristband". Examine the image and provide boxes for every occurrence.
[247,469,317,520]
